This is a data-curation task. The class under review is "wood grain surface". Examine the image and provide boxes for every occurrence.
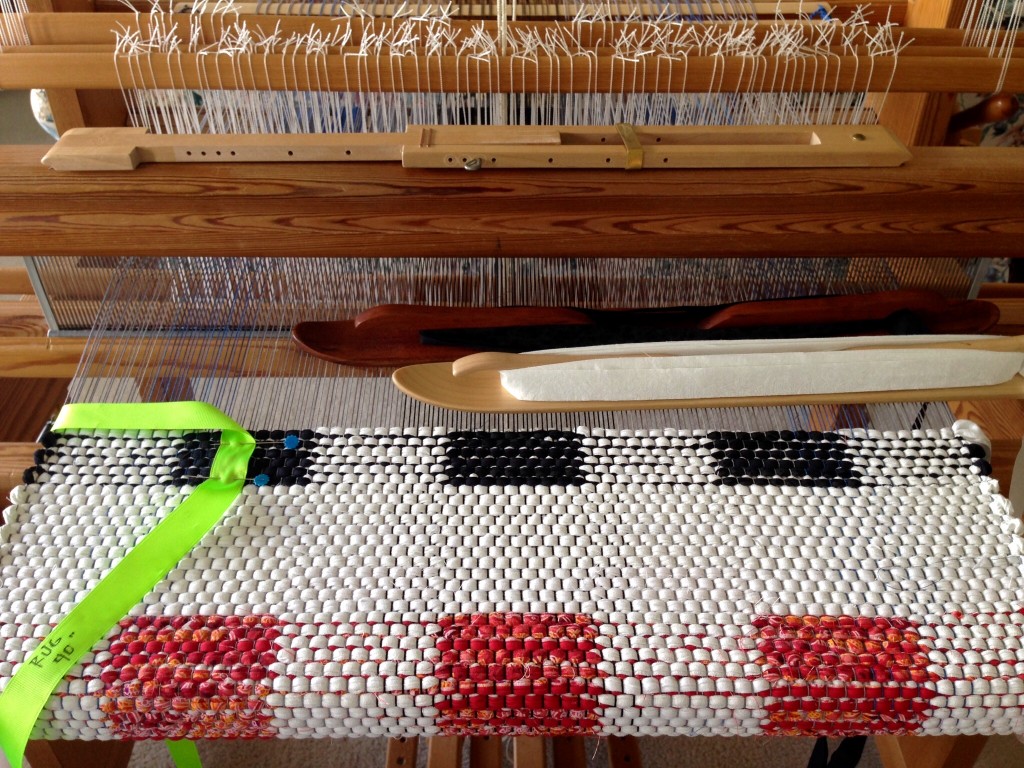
[5,51,1024,93]
[1,146,1023,260]
[0,296,48,337]
[0,267,34,296]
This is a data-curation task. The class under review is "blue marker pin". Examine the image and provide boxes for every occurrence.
[283,435,300,450]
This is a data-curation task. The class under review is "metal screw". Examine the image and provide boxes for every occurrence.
[464,157,483,171]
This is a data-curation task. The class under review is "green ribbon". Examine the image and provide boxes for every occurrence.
[166,739,205,768]
[0,402,253,768]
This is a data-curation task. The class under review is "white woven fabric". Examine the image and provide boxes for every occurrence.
[1,425,1023,742]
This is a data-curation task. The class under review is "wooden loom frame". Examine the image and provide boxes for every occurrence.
[3,1,1024,767]
[5,0,1021,142]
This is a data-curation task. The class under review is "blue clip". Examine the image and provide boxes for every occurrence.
[253,473,270,487]
[283,434,300,450]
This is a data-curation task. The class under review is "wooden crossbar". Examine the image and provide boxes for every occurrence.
[41,125,914,172]
[4,51,1023,92]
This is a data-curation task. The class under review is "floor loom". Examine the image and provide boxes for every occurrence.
[3,2,1024,768]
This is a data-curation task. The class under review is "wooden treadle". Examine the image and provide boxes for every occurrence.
[41,125,912,172]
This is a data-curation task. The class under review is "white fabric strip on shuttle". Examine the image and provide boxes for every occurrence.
[529,334,995,357]
[500,348,1024,402]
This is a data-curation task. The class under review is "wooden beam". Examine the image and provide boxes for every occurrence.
[0,296,49,337]
[875,734,988,768]
[4,51,1024,93]
[0,266,34,296]
[0,146,1022,261]
[0,335,314,378]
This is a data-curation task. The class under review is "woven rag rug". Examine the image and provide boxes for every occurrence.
[1,423,1023,743]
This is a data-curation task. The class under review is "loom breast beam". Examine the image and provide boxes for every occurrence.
[391,336,1024,412]
[40,125,913,171]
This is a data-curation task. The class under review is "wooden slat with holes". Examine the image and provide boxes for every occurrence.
[41,125,913,173]
[386,736,419,768]
[607,735,642,768]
